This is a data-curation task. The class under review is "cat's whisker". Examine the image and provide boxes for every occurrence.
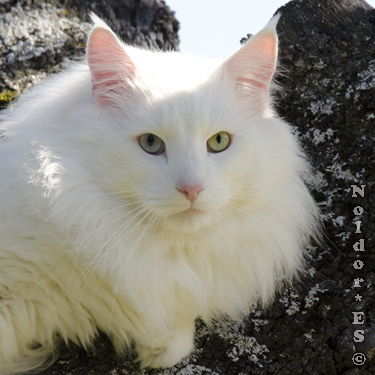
[78,199,141,217]
[32,188,148,250]
[161,217,166,242]
[73,191,148,217]
[76,203,158,289]
[67,199,145,288]
[227,199,322,268]
[104,210,165,338]
[223,204,242,219]
[227,199,319,241]
[232,191,328,252]
[225,202,264,224]
[230,194,297,217]
[107,205,163,263]
[126,208,167,266]
[230,189,320,217]
[230,190,298,202]
[155,207,166,233]
[75,203,145,251]
[132,208,161,247]
[232,188,322,218]
[230,193,326,277]
[69,204,149,289]
[78,221,154,294]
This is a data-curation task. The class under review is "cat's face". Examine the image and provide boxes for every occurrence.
[86,15,285,233]
[116,97,240,233]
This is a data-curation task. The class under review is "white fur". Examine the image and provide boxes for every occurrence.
[0,14,319,374]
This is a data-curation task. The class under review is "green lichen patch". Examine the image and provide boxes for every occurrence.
[0,90,18,107]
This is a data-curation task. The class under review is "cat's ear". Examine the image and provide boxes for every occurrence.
[87,14,136,108]
[223,14,280,113]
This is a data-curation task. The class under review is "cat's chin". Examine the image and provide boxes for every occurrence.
[166,207,212,232]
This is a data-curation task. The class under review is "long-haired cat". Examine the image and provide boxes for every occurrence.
[0,13,319,374]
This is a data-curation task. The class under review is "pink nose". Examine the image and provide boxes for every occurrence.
[176,184,204,203]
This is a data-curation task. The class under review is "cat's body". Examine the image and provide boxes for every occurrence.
[0,14,319,374]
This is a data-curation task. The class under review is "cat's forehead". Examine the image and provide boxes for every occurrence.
[128,47,223,91]
[135,87,241,143]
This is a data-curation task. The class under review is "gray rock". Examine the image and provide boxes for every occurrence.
[0,0,179,100]
[239,0,375,373]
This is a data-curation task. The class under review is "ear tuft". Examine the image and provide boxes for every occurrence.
[87,15,136,108]
[89,12,111,31]
[224,14,280,113]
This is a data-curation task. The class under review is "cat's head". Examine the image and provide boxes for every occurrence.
[84,14,303,234]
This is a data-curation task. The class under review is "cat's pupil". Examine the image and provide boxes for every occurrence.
[216,134,222,144]
[147,135,154,146]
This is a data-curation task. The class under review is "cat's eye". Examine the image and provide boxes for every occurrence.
[207,132,231,153]
[139,133,165,155]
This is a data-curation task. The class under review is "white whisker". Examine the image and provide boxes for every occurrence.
[227,199,319,240]
[70,203,147,289]
[32,188,148,248]
[75,204,156,290]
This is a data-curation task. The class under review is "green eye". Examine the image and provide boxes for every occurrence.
[139,133,165,155]
[207,131,231,153]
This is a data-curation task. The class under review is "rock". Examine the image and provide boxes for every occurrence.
[0,0,179,103]
[237,0,375,374]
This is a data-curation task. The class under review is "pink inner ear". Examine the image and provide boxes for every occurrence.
[87,27,136,107]
[226,32,277,94]
[236,77,268,90]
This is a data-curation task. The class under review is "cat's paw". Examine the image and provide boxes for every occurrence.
[137,345,184,368]
[137,317,195,369]
[138,339,194,369]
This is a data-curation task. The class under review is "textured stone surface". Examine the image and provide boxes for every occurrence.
[1,0,375,374]
[270,1,375,372]
[0,0,179,102]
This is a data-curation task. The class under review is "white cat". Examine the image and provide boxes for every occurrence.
[0,13,319,374]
